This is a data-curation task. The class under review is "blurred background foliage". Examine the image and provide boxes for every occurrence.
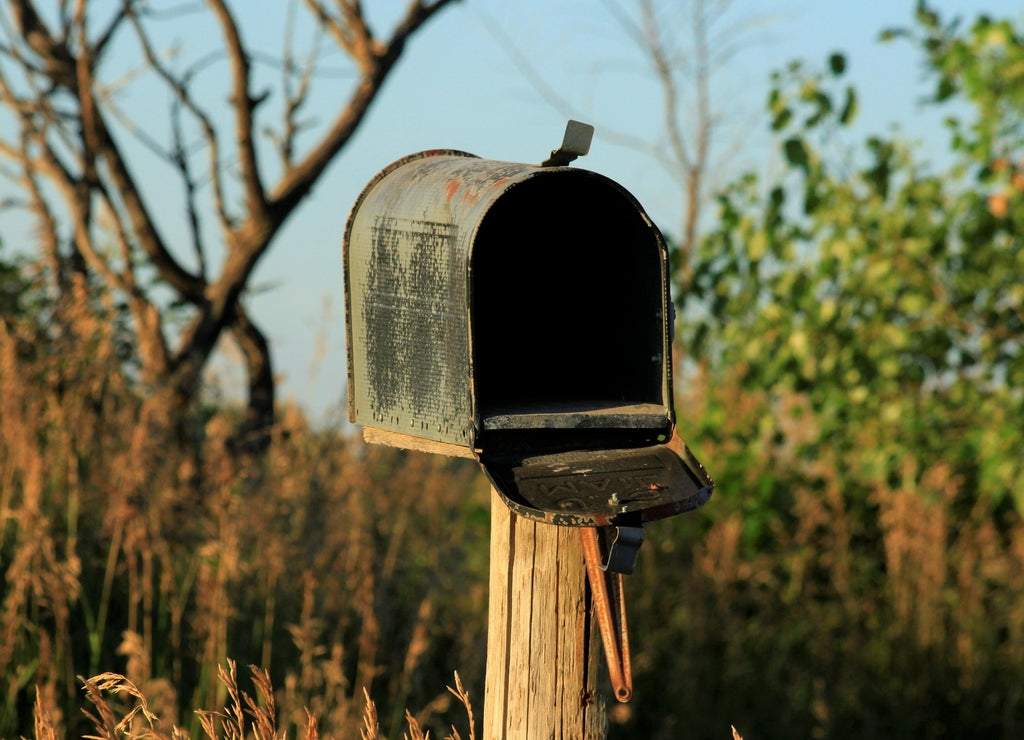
[640,4,1024,738]
[2,3,1024,739]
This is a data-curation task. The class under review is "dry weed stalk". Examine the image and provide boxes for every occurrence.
[80,660,312,740]
[72,663,474,740]
[402,709,428,740]
[32,687,60,740]
[38,666,477,740]
[80,672,169,739]
[359,687,379,740]
[444,671,475,740]
[872,460,957,648]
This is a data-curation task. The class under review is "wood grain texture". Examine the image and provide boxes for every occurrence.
[484,488,606,739]
[361,427,478,459]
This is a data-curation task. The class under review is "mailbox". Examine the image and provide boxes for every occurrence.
[344,142,712,528]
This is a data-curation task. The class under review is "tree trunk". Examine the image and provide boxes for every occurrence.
[484,488,607,739]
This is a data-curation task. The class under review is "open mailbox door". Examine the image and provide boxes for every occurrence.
[343,147,713,529]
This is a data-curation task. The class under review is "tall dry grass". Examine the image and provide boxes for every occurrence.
[4,267,1024,738]
[0,269,490,738]
[617,367,1024,739]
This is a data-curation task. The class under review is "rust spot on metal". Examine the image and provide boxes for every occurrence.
[445,179,459,202]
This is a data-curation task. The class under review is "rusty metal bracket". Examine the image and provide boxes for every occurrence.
[541,120,594,166]
[603,525,644,575]
[582,527,633,703]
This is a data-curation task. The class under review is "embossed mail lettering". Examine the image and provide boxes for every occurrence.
[538,472,662,498]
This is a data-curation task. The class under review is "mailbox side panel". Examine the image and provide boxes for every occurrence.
[344,153,535,448]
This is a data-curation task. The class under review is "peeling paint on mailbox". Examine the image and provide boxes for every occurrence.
[343,149,712,525]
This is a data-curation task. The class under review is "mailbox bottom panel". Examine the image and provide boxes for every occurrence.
[480,444,713,527]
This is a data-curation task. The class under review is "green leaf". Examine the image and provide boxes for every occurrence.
[828,52,847,75]
[879,27,909,42]
[771,107,793,131]
[935,75,957,101]
[839,86,858,125]
[766,186,786,228]
[805,91,833,127]
[804,184,821,214]
[916,1,941,29]
[783,137,810,172]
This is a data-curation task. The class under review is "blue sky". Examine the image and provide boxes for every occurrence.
[3,1,1019,420]
[248,0,1017,420]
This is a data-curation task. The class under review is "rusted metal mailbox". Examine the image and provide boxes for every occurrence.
[343,143,712,533]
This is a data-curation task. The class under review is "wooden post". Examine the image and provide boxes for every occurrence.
[483,488,606,739]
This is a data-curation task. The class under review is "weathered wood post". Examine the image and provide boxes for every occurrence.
[342,123,714,740]
[483,488,603,738]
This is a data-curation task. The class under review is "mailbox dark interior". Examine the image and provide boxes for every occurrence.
[471,172,669,447]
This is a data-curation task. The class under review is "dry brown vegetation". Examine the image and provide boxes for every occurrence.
[622,367,1024,738]
[5,267,1024,739]
[4,2,1023,737]
[27,662,475,740]
[1,268,489,738]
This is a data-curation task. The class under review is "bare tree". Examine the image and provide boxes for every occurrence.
[604,0,777,292]
[0,0,456,448]
[486,0,766,293]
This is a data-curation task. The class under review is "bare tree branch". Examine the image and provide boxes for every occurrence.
[270,0,458,216]
[205,0,268,223]
[636,0,693,175]
[8,0,76,86]
[598,1,756,286]
[16,133,65,285]
[0,0,460,444]
[228,300,274,452]
[26,90,174,376]
[65,6,204,303]
[273,0,324,170]
[89,1,131,61]
[125,11,232,233]
[170,91,208,280]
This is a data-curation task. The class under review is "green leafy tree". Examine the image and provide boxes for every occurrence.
[616,4,1024,738]
[683,2,1024,529]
